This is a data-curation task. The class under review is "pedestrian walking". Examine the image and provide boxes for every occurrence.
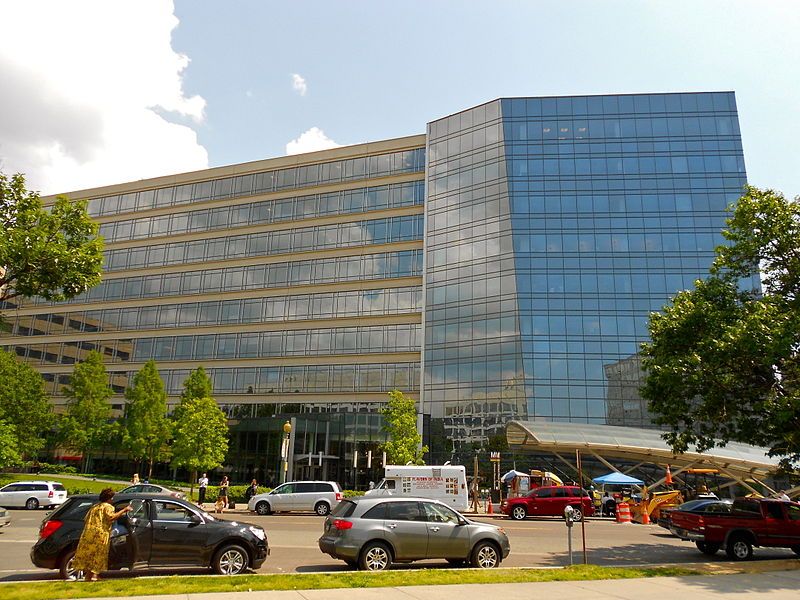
[198,473,209,505]
[218,476,229,511]
[131,473,139,485]
[72,488,132,581]
[244,479,258,502]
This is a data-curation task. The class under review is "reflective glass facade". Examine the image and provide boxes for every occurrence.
[422,92,750,455]
[0,93,753,483]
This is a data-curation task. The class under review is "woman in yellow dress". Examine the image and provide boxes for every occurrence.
[72,488,132,581]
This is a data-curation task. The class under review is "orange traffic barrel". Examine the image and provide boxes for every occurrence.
[616,502,632,524]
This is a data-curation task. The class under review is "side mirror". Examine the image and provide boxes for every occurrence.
[457,517,468,526]
[190,514,203,525]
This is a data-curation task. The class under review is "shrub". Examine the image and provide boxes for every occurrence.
[30,462,78,475]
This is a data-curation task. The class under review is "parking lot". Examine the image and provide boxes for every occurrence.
[0,508,794,581]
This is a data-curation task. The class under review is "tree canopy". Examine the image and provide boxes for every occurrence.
[0,420,22,469]
[0,172,103,304]
[122,360,171,479]
[0,347,54,459]
[641,186,800,471]
[171,395,229,493]
[380,389,427,465]
[60,351,114,472]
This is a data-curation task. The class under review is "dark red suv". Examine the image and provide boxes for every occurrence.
[501,486,595,522]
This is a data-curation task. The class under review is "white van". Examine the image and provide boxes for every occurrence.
[366,465,468,510]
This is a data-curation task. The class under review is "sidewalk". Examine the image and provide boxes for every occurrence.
[85,568,800,600]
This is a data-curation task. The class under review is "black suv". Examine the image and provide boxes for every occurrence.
[31,494,269,579]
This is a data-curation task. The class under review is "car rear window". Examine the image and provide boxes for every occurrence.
[54,484,66,491]
[330,500,356,518]
[49,497,97,520]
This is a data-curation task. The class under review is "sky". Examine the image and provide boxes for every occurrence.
[0,0,798,199]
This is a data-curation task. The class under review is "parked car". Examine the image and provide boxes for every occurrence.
[31,493,268,579]
[500,485,595,522]
[0,481,68,510]
[248,481,342,516]
[657,498,732,530]
[670,497,800,559]
[0,506,11,530]
[319,496,510,571]
[117,483,185,499]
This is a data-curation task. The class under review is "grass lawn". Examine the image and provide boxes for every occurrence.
[0,473,127,495]
[0,565,702,600]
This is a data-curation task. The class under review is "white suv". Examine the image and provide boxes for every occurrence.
[0,481,68,509]
[248,481,342,516]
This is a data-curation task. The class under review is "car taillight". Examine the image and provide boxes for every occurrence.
[333,519,353,530]
[48,490,54,498]
[40,520,63,539]
[698,516,705,529]
[335,492,342,501]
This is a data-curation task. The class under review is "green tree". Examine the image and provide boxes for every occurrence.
[0,348,54,459]
[122,360,172,479]
[380,389,428,465]
[641,186,800,470]
[0,172,103,304]
[59,351,114,473]
[0,420,22,469]
[171,396,229,499]
[180,366,213,403]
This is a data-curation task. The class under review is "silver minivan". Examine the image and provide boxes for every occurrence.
[0,481,68,509]
[319,496,511,570]
[248,481,342,516]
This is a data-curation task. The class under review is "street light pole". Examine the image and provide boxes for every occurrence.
[280,420,292,484]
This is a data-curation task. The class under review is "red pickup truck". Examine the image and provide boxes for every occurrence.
[670,497,800,560]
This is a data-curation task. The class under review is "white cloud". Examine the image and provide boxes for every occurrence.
[0,1,208,195]
[285,127,341,155]
[291,73,308,96]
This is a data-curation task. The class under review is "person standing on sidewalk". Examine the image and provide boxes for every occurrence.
[198,473,209,506]
[218,475,229,511]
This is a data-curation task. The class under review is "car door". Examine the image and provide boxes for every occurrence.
[422,501,471,559]
[549,487,570,516]
[526,487,551,515]
[384,501,428,560]
[268,483,294,511]
[149,500,207,565]
[0,484,24,507]
[293,482,316,511]
[785,504,800,547]
[109,498,153,569]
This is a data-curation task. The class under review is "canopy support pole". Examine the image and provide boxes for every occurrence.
[715,466,760,496]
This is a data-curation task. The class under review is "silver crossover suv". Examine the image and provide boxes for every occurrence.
[319,496,510,570]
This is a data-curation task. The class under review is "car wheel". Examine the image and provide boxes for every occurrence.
[25,498,39,510]
[569,506,583,522]
[470,541,500,568]
[359,541,392,571]
[725,536,753,561]
[255,501,271,516]
[511,505,527,520]
[315,502,331,516]
[59,549,84,581]
[696,541,721,555]
[212,544,249,575]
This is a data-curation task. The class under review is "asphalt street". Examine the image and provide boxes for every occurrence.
[0,508,794,582]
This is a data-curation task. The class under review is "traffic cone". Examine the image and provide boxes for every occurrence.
[487,500,494,514]
[641,510,650,525]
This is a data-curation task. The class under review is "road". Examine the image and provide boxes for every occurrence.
[0,509,793,581]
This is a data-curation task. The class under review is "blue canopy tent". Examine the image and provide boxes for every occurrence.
[592,472,644,486]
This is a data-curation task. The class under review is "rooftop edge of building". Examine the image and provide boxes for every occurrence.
[42,133,427,202]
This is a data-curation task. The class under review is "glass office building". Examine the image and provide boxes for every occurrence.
[0,92,750,482]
